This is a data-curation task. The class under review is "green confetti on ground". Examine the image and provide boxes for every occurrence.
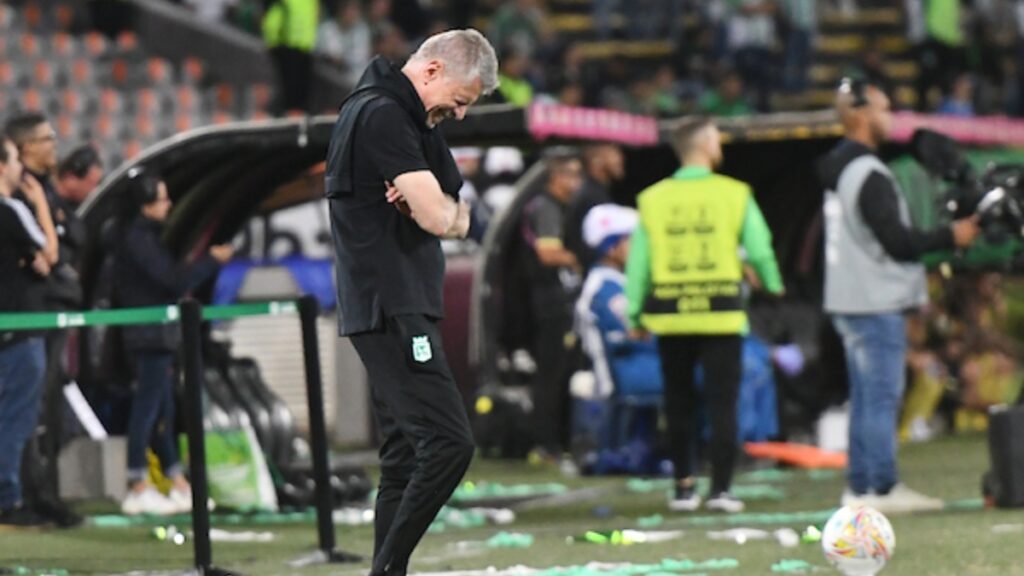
[626,478,784,501]
[451,481,568,503]
[771,559,816,573]
[637,514,665,528]
[486,531,535,548]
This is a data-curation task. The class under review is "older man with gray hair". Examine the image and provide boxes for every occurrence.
[324,29,498,576]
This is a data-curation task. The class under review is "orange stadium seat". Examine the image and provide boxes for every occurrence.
[213,83,236,112]
[181,57,205,85]
[19,33,43,59]
[0,61,19,88]
[116,31,139,55]
[50,32,76,59]
[53,3,74,31]
[18,88,45,112]
[121,139,143,161]
[210,111,234,125]
[58,88,87,115]
[134,88,162,115]
[22,2,43,31]
[146,58,173,88]
[173,85,201,115]
[83,31,109,58]
[110,58,130,87]
[32,60,57,89]
[69,57,96,87]
[55,114,77,141]
[98,88,125,115]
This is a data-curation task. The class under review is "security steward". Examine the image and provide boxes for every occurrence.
[324,30,498,576]
[626,117,783,514]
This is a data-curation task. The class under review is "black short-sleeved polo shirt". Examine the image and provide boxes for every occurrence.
[326,57,463,336]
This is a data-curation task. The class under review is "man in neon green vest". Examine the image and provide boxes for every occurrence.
[625,117,783,513]
[262,0,319,113]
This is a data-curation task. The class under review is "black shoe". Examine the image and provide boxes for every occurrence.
[0,505,54,529]
[33,499,83,528]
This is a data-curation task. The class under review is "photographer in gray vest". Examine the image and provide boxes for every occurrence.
[819,78,979,514]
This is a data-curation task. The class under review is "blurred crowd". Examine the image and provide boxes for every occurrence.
[166,0,1024,118]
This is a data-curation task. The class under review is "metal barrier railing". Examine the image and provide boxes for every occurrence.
[0,295,360,574]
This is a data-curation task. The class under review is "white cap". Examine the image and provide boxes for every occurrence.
[583,204,638,252]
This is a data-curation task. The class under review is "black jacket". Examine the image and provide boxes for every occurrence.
[817,138,953,262]
[26,168,87,309]
[325,57,462,335]
[114,215,220,352]
[563,176,612,271]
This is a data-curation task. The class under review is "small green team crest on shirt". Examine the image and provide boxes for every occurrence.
[412,335,432,363]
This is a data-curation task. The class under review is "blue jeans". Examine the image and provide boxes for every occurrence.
[127,352,181,483]
[0,337,45,509]
[832,313,907,495]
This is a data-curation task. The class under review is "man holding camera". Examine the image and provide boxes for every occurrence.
[820,79,979,513]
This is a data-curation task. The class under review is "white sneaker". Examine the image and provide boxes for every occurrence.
[841,488,877,508]
[705,492,745,514]
[121,487,179,516]
[168,488,216,515]
[871,483,944,514]
[668,485,702,512]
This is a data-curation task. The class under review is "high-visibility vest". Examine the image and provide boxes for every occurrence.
[637,169,750,335]
[262,0,318,52]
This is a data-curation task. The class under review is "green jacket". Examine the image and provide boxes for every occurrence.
[625,166,783,335]
[262,0,319,52]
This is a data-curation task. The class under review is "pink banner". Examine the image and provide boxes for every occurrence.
[891,112,1024,147]
[527,103,660,146]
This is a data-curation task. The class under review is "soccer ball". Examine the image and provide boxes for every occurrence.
[821,505,896,576]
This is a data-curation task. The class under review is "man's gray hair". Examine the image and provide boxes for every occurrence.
[409,29,500,95]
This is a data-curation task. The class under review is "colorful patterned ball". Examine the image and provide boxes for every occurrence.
[821,505,896,576]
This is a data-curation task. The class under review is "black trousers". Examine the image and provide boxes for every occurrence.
[271,47,313,114]
[531,311,575,454]
[351,314,474,576]
[658,334,742,494]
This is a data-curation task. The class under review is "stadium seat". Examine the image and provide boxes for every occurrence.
[121,139,144,162]
[173,85,201,115]
[97,88,126,115]
[31,60,58,90]
[17,88,46,112]
[241,83,274,117]
[181,57,205,85]
[52,3,75,31]
[210,111,235,125]
[134,88,163,116]
[54,114,78,141]
[57,88,89,115]
[146,58,174,89]
[133,113,159,143]
[68,57,96,87]
[0,61,20,88]
[115,31,140,56]
[212,83,237,112]
[83,31,109,58]
[89,114,126,143]
[19,33,45,59]
[22,2,43,31]
[50,32,77,60]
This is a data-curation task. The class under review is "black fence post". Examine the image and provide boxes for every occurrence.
[298,295,361,563]
[180,298,214,573]
[180,298,235,576]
